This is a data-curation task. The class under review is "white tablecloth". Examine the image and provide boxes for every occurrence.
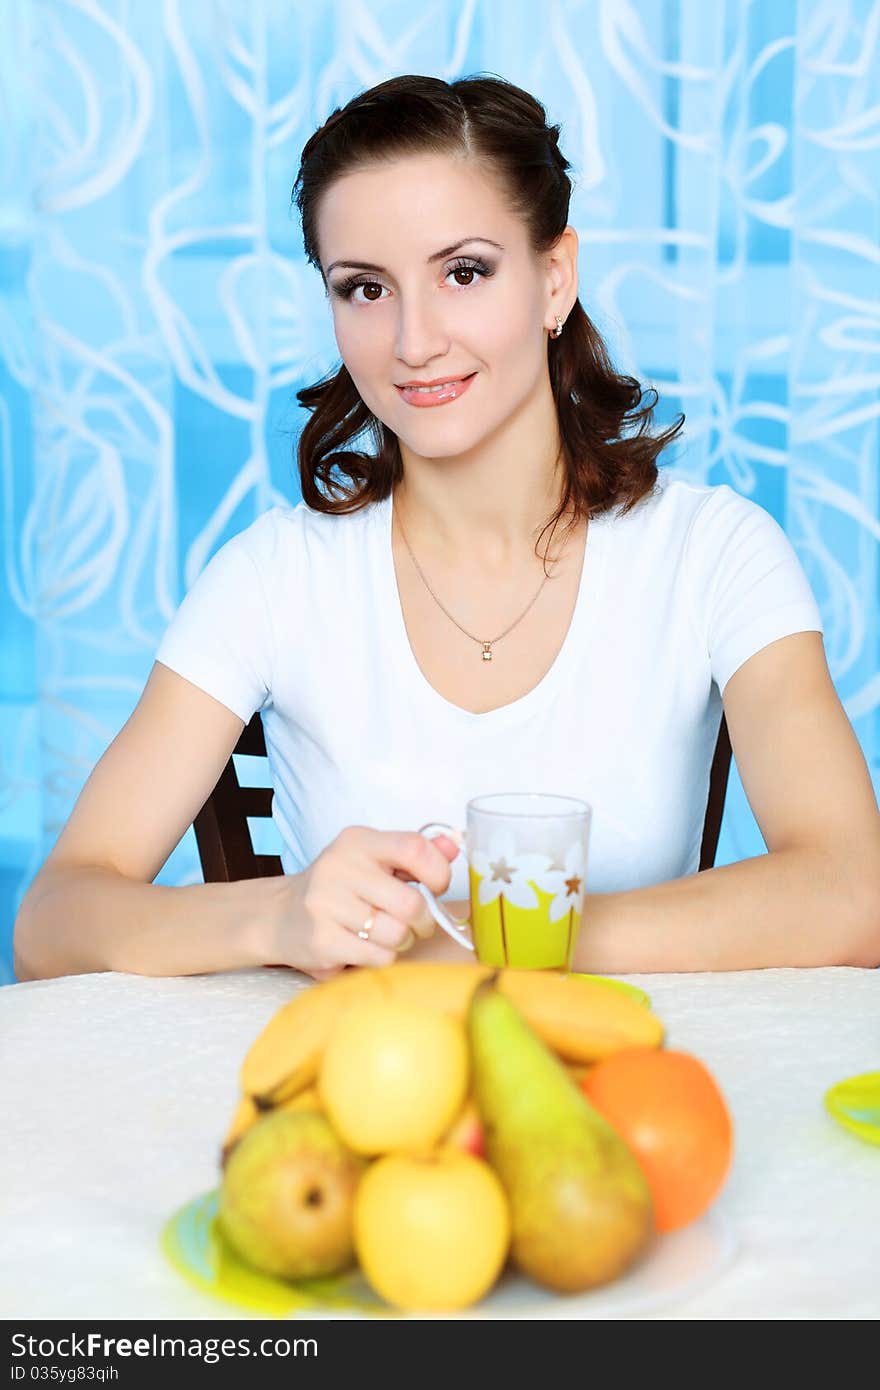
[1,966,878,1320]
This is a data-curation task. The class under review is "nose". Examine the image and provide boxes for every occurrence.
[394,289,450,368]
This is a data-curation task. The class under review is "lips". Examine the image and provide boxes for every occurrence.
[397,373,474,388]
[395,373,477,408]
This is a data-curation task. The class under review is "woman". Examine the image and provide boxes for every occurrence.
[14,75,880,981]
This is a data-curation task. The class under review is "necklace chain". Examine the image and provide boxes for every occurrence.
[395,503,556,661]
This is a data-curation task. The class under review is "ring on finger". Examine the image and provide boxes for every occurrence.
[356,913,376,941]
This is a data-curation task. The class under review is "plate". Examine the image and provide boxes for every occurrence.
[161,1190,736,1320]
[824,1071,880,1147]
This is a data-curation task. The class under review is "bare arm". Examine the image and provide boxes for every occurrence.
[12,662,276,980]
[573,633,880,971]
[407,634,880,974]
[13,868,287,981]
[13,662,458,982]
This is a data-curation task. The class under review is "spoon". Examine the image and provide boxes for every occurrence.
[824,1070,880,1147]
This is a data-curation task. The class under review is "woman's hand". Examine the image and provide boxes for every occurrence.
[263,826,460,980]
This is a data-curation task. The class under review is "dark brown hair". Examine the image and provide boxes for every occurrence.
[291,74,684,561]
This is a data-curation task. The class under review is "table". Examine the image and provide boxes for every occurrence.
[1,966,878,1320]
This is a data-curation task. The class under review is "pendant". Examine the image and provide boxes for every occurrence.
[482,642,493,662]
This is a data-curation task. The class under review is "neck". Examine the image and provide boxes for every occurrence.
[393,411,570,569]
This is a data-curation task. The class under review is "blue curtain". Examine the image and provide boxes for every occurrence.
[1,0,878,983]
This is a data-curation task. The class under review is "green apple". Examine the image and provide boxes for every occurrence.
[217,1109,366,1280]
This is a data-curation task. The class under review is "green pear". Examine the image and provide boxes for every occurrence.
[468,979,654,1292]
[217,1109,366,1280]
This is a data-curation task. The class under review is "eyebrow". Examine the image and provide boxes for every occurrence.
[325,237,505,277]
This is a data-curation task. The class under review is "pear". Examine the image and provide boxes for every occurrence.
[217,1109,366,1280]
[467,978,654,1293]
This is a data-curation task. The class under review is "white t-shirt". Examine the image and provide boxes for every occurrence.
[155,471,824,898]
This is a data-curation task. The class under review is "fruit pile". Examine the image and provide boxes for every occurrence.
[217,962,733,1313]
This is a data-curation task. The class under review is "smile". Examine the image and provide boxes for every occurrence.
[395,373,477,407]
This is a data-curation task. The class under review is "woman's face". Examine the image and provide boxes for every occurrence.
[316,153,563,460]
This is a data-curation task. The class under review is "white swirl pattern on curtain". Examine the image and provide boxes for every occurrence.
[0,0,877,981]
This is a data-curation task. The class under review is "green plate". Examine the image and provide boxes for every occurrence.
[162,1188,736,1320]
[161,1189,390,1318]
[823,1070,880,1147]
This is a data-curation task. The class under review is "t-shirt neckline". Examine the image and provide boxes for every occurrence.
[376,489,608,726]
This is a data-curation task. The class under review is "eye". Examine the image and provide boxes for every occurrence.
[330,257,495,304]
[338,280,388,304]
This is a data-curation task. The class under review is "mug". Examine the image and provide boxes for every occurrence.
[416,792,592,971]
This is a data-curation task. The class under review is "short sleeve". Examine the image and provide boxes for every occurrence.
[154,525,274,723]
[685,484,824,695]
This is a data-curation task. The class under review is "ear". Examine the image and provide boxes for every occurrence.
[545,224,579,321]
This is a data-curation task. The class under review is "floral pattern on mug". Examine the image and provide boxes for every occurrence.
[470,835,586,917]
[469,832,552,909]
[534,840,586,921]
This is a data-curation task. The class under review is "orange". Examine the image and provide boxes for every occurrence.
[581,1048,733,1232]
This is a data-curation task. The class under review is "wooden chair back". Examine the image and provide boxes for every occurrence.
[699,711,732,871]
[194,712,733,882]
[193,714,283,883]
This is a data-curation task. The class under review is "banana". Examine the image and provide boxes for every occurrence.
[498,969,663,1061]
[384,960,494,1011]
[220,1086,322,1167]
[240,961,663,1108]
[239,968,387,1105]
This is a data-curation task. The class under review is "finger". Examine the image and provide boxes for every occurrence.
[392,832,461,882]
[305,964,346,983]
[357,871,438,941]
[315,873,417,954]
[366,829,457,896]
[330,926,399,969]
[427,832,462,862]
[407,894,438,940]
[349,905,415,952]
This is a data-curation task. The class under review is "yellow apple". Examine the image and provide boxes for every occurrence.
[318,997,468,1155]
[354,1150,510,1312]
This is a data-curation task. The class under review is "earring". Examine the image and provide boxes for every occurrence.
[553,316,564,338]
